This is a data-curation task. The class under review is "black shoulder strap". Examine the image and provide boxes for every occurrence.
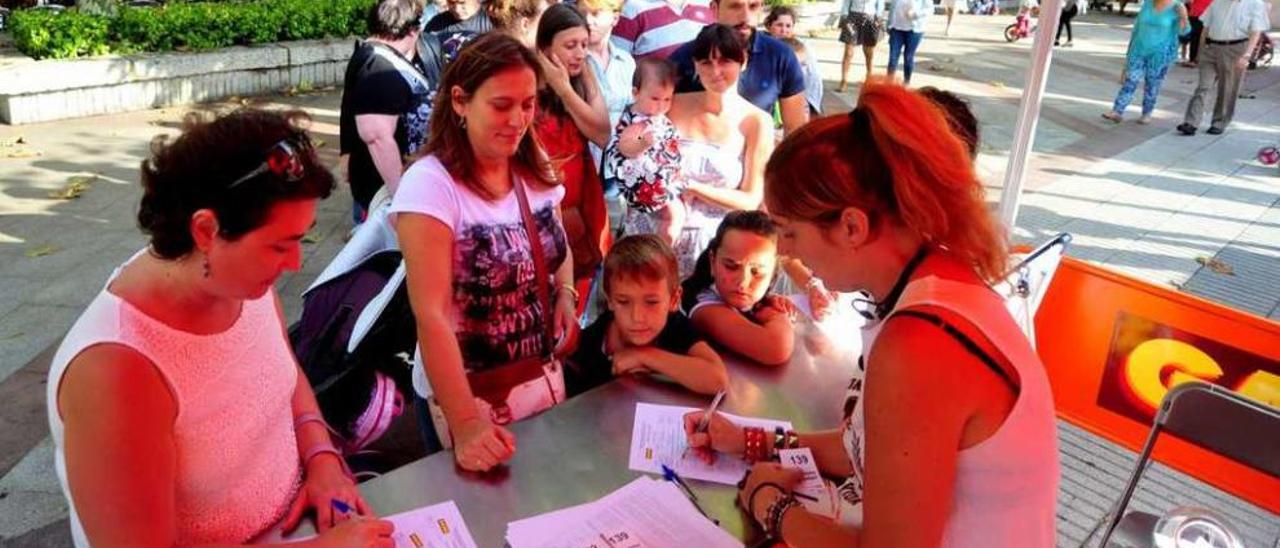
[890,309,1020,392]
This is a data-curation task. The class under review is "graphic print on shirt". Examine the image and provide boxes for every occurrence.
[370,46,434,156]
[439,31,482,65]
[453,202,567,372]
[838,358,867,519]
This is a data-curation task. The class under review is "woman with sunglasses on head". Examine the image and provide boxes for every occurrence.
[394,33,578,473]
[680,211,795,366]
[47,109,394,547]
[685,82,1058,546]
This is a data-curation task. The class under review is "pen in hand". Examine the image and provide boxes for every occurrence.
[330,499,354,529]
[684,390,727,459]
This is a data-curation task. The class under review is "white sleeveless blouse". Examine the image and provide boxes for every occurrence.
[46,252,302,546]
[835,275,1059,546]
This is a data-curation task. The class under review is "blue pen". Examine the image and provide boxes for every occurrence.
[330,499,353,528]
[661,464,718,525]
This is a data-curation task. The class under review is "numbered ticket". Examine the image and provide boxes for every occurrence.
[778,447,838,519]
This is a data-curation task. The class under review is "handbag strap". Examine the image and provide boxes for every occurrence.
[512,174,557,360]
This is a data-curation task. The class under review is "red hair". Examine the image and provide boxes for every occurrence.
[763,80,1007,283]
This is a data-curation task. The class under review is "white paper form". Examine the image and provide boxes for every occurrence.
[511,478,741,548]
[778,448,838,519]
[628,403,793,485]
[385,501,478,548]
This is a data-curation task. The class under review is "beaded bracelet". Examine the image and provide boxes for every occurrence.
[743,426,769,463]
[765,494,801,539]
[746,481,786,522]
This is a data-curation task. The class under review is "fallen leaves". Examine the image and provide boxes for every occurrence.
[1195,256,1235,276]
[1,135,42,158]
[48,174,99,200]
[25,244,59,259]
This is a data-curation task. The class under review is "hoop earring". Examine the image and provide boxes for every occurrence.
[460,117,468,129]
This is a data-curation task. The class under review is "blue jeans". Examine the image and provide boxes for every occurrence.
[887,29,924,84]
[1112,53,1173,117]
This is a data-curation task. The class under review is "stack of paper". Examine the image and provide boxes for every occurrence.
[505,477,741,548]
[628,403,794,485]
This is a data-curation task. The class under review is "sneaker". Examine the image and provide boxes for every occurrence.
[1137,115,1152,124]
[1207,127,1224,135]
[1054,40,1061,46]
[1064,40,1074,47]
[1101,111,1123,123]
[1176,123,1197,135]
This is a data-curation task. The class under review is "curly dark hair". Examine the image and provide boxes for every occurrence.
[138,108,334,260]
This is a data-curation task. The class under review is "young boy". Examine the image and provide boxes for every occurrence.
[567,235,728,396]
[604,57,685,246]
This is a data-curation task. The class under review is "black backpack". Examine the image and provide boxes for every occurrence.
[288,250,417,446]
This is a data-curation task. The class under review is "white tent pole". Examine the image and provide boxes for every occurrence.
[997,0,1063,230]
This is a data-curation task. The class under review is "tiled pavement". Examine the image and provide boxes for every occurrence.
[1,11,1277,546]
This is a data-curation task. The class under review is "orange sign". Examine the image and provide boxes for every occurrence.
[1098,312,1280,422]
[1035,257,1280,513]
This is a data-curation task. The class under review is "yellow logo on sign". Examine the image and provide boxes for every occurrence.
[645,447,653,460]
[438,519,451,534]
[409,533,424,548]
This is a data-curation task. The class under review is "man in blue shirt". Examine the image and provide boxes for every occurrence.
[668,0,809,134]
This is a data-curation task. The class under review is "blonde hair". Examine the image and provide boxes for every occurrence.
[577,0,621,12]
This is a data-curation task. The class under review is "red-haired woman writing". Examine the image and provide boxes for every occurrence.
[686,81,1059,546]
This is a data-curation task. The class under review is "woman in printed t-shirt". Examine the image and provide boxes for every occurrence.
[393,33,579,472]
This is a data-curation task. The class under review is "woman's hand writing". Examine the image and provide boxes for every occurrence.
[683,410,745,463]
[282,453,371,534]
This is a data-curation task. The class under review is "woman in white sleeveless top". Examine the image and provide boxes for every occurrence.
[685,81,1059,546]
[46,109,393,546]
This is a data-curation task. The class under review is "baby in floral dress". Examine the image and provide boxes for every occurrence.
[605,57,685,245]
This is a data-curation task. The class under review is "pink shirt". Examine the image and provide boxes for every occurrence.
[48,253,301,546]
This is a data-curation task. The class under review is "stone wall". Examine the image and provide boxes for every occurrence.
[0,38,354,125]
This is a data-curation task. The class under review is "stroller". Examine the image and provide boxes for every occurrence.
[290,192,418,455]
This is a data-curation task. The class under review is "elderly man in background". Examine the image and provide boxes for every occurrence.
[1176,0,1269,136]
[339,0,431,223]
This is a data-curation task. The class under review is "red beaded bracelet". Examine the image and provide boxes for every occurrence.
[744,426,770,463]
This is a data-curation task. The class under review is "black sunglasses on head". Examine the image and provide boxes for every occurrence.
[228,137,312,189]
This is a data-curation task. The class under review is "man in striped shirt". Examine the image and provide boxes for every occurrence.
[611,0,717,59]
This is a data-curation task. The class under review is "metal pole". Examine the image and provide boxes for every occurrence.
[997,0,1063,230]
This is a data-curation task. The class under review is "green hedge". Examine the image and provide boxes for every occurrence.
[11,0,376,60]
